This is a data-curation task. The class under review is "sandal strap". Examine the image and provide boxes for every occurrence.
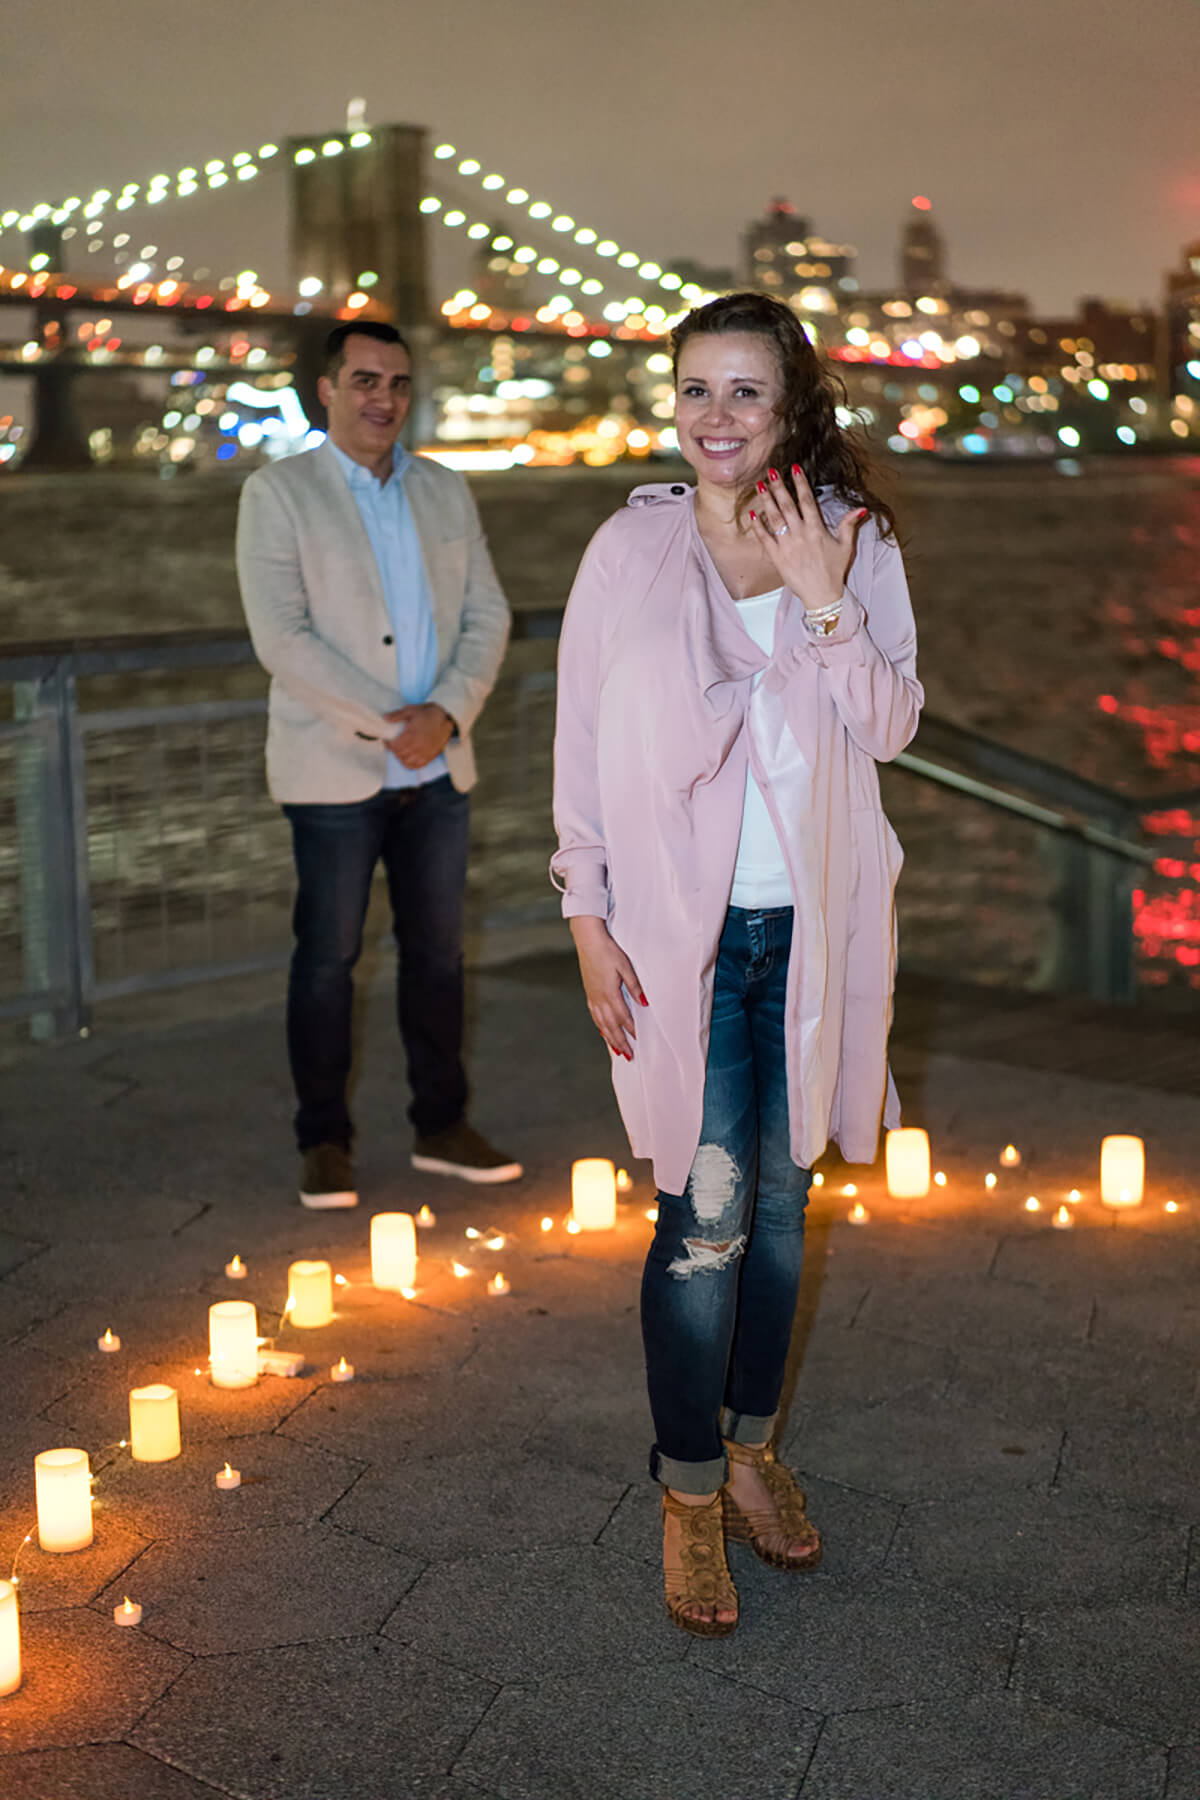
[662,1491,737,1608]
[722,1439,819,1550]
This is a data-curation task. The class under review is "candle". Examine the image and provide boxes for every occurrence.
[215,1462,241,1491]
[571,1158,617,1231]
[287,1260,334,1328]
[0,1579,20,1695]
[1100,1135,1144,1208]
[842,1183,858,1198]
[416,1205,436,1228]
[812,1172,824,1188]
[1000,1144,1022,1167]
[1051,1205,1074,1229]
[885,1127,931,1198]
[487,1273,511,1296]
[933,1170,947,1187]
[209,1300,259,1389]
[224,1255,247,1280]
[331,1357,355,1382]
[616,1168,633,1192]
[1067,1189,1082,1203]
[984,1172,997,1189]
[129,1383,181,1462]
[97,1329,121,1354]
[370,1212,418,1290]
[113,1597,142,1627]
[1165,1200,1180,1214]
[1024,1196,1041,1213]
[540,1216,554,1232]
[34,1448,93,1553]
[848,1202,870,1225]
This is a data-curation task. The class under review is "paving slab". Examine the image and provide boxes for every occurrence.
[130,1638,496,1799]
[96,1520,422,1655]
[0,1503,148,1615]
[1167,1745,1200,1799]
[520,1385,656,1484]
[88,1432,364,1540]
[1058,1411,1200,1517]
[44,1355,317,1448]
[280,1363,557,1466]
[943,1334,1198,1432]
[787,1321,954,1412]
[0,1743,230,1798]
[854,1271,1094,1353]
[0,1606,191,1753]
[326,1450,624,1561]
[886,1485,1190,1607]
[799,1692,1166,1799]
[455,1661,818,1800]
[788,1397,1061,1503]
[1014,1600,1200,1741]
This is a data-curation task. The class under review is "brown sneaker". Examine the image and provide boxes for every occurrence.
[299,1144,358,1210]
[411,1122,523,1184]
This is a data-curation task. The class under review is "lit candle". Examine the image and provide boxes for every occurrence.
[0,1579,20,1695]
[113,1597,142,1627]
[209,1300,259,1389]
[1000,1144,1021,1167]
[224,1254,247,1280]
[215,1462,241,1491]
[1024,1196,1041,1213]
[571,1158,617,1231]
[97,1328,121,1353]
[487,1273,511,1297]
[848,1202,870,1225]
[287,1259,334,1328]
[1051,1205,1074,1229]
[885,1127,930,1198]
[616,1169,633,1192]
[1100,1135,1144,1208]
[370,1212,418,1290]
[330,1357,355,1382]
[129,1383,181,1462]
[416,1205,436,1228]
[34,1448,93,1553]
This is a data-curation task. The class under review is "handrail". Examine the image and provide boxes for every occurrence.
[893,751,1154,864]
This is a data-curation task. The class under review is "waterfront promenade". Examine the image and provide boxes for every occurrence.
[0,950,1198,1798]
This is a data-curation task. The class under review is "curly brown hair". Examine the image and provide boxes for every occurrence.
[670,291,898,541]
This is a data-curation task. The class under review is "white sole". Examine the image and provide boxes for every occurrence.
[299,1189,359,1210]
[410,1154,523,1184]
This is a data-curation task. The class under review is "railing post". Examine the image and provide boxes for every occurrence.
[1085,840,1136,1005]
[12,666,93,1038]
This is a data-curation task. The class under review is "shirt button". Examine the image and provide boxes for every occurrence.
[382,634,394,645]
[671,484,686,495]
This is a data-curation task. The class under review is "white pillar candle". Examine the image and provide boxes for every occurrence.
[209,1300,259,1389]
[129,1384,181,1462]
[370,1212,417,1290]
[35,1448,93,1553]
[571,1158,617,1231]
[1100,1135,1144,1207]
[287,1259,334,1328]
[0,1579,20,1695]
[886,1127,931,1198]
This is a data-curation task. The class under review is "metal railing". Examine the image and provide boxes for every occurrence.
[1,622,1192,1038]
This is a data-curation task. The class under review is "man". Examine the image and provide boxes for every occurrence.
[236,319,521,1207]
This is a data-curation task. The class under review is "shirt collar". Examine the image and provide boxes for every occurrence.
[328,437,410,490]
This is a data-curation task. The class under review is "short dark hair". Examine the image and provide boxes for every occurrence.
[323,320,411,381]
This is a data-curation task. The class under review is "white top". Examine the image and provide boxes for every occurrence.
[730,588,792,908]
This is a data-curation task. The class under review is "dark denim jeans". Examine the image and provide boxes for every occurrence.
[641,906,811,1493]
[283,778,470,1153]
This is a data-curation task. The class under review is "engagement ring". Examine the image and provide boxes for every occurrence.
[773,525,788,537]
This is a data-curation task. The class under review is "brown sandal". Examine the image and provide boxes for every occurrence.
[721,1439,823,1572]
[661,1489,739,1637]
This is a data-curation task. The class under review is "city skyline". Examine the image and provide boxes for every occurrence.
[2,0,1197,317]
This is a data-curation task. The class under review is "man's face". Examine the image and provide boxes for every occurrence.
[318,334,412,469]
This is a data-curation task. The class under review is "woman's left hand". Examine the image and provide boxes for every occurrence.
[748,463,867,611]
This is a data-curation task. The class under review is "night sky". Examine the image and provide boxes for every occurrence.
[3,0,1198,314]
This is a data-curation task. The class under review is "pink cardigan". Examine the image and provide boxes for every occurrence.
[551,482,922,1194]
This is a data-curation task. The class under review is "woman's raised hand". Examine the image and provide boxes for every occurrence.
[569,915,647,1060]
[748,463,867,612]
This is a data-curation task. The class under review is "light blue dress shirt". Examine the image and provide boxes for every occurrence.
[328,439,446,788]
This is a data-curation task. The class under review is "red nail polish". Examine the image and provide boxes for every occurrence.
[769,467,779,481]
[858,508,869,519]
[756,481,766,494]
[749,509,757,521]
[639,994,649,1007]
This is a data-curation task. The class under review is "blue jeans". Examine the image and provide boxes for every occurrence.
[283,778,470,1152]
[641,906,811,1494]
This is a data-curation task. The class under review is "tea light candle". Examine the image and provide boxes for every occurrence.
[224,1255,247,1280]
[113,1597,142,1627]
[129,1383,181,1462]
[571,1158,617,1231]
[1001,1144,1022,1167]
[848,1202,870,1225]
[0,1579,19,1695]
[416,1205,436,1228]
[287,1259,334,1328]
[215,1462,241,1491]
[1051,1205,1074,1229]
[616,1169,633,1192]
[97,1329,121,1353]
[35,1448,93,1553]
[885,1127,931,1198]
[370,1212,418,1290]
[487,1273,511,1296]
[209,1300,259,1389]
[1100,1135,1144,1208]
[330,1357,355,1382]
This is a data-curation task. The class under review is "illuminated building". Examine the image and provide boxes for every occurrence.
[900,199,945,293]
[743,199,857,310]
[1159,241,1200,430]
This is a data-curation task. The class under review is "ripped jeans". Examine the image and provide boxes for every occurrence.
[641,905,811,1494]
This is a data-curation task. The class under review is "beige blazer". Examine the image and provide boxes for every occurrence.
[236,441,511,802]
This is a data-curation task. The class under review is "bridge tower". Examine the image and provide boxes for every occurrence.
[20,222,92,471]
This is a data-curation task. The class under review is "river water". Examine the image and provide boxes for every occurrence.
[2,454,1198,1001]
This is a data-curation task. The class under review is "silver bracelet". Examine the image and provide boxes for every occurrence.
[804,601,842,623]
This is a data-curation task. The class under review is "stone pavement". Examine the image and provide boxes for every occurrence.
[0,952,1197,1799]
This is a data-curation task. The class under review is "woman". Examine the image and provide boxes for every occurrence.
[551,292,921,1635]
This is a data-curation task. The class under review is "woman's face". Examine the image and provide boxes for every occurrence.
[674,331,784,490]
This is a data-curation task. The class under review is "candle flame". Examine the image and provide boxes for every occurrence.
[488,1273,510,1294]
[122,1597,135,1613]
[616,1169,632,1191]
[337,1357,348,1373]
[850,1202,869,1222]
[1001,1144,1021,1165]
[229,1256,243,1273]
[223,1462,232,1477]
[1053,1206,1073,1226]
[103,1329,115,1345]
[540,1216,554,1231]
[416,1205,436,1227]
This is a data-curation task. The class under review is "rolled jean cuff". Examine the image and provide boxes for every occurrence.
[720,1408,778,1446]
[651,1447,727,1495]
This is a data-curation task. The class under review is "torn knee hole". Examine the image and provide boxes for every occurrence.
[667,1233,747,1278]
